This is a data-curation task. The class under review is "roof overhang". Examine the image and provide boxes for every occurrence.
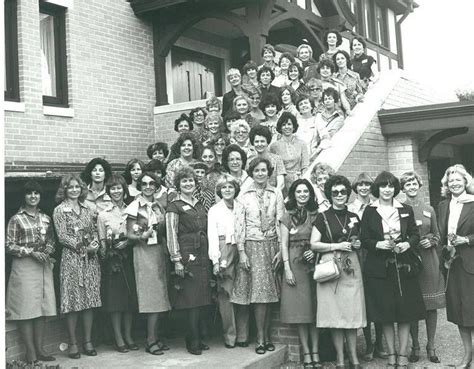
[378,101,474,135]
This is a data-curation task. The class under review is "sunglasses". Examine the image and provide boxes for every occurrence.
[331,189,348,197]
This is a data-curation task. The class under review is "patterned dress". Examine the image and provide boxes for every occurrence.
[53,201,102,313]
[6,208,57,320]
[403,198,445,310]
[165,158,197,189]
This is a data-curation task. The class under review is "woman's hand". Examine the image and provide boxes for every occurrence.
[114,239,128,250]
[337,241,352,252]
[419,238,432,249]
[351,239,362,250]
[213,263,220,276]
[86,240,100,254]
[452,235,469,247]
[140,227,154,240]
[376,240,392,250]
[31,251,48,263]
[272,250,282,270]
[284,267,296,286]
[175,261,185,278]
[395,241,410,253]
[238,251,250,271]
[303,250,315,262]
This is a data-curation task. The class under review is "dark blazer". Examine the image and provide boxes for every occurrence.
[361,202,420,278]
[438,199,474,274]
[222,90,237,117]
[259,84,280,101]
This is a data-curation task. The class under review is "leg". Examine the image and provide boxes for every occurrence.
[374,322,388,358]
[123,313,134,345]
[110,312,125,347]
[234,304,250,345]
[65,312,79,357]
[186,307,201,354]
[397,322,410,356]
[144,312,163,355]
[82,309,97,356]
[408,320,420,362]
[309,325,321,366]
[18,319,36,362]
[458,326,473,366]
[217,290,237,346]
[263,303,275,350]
[425,310,440,363]
[344,329,360,365]
[362,322,374,360]
[297,324,311,364]
[382,323,396,366]
[330,328,345,366]
[254,303,267,346]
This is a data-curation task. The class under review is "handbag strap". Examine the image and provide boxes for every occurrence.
[318,212,337,261]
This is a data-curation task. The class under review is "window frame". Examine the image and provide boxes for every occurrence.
[40,2,69,107]
[375,3,389,48]
[5,0,20,102]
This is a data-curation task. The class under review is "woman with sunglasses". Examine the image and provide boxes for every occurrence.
[311,175,366,368]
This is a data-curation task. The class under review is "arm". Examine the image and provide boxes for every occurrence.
[310,225,351,253]
[300,142,310,174]
[53,207,80,251]
[428,206,441,248]
[207,207,221,266]
[6,217,30,257]
[280,221,296,286]
[43,218,55,255]
[360,208,388,251]
[234,201,250,270]
[165,211,182,263]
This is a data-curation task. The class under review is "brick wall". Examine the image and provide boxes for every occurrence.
[4,0,155,165]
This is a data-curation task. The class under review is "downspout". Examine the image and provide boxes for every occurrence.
[395,0,414,69]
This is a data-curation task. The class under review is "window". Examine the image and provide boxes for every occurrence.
[40,2,68,107]
[375,4,389,47]
[4,0,20,102]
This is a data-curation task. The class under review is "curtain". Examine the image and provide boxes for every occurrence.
[40,13,56,96]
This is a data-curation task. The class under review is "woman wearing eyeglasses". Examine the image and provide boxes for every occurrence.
[311,175,366,368]
[125,172,171,356]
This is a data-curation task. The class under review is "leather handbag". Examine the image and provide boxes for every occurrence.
[313,213,340,283]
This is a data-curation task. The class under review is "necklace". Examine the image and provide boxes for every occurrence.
[334,211,348,234]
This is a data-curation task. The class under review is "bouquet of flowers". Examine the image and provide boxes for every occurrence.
[105,227,128,274]
[171,253,195,292]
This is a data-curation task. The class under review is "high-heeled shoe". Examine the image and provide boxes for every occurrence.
[409,346,420,362]
[68,344,81,359]
[311,352,322,368]
[302,353,313,368]
[83,341,97,356]
[426,346,440,363]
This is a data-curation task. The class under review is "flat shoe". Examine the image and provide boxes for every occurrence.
[264,342,275,351]
[145,341,163,356]
[83,342,97,356]
[199,342,210,350]
[37,354,56,361]
[236,341,249,347]
[126,342,139,350]
[157,340,170,351]
[115,345,129,353]
[409,346,420,362]
[255,344,266,355]
[225,343,235,349]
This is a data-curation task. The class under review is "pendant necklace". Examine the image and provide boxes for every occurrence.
[334,211,348,234]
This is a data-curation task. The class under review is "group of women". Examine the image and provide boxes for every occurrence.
[5,34,473,369]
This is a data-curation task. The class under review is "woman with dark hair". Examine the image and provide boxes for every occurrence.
[333,50,364,109]
[123,159,145,198]
[287,62,304,92]
[311,175,366,368]
[174,113,194,134]
[258,66,280,100]
[280,86,299,117]
[221,144,252,194]
[248,125,286,192]
[209,133,230,165]
[125,172,171,356]
[97,174,138,353]
[318,59,352,115]
[259,93,282,140]
[222,69,244,117]
[166,166,212,355]
[242,60,259,89]
[207,174,243,348]
[258,44,277,71]
[223,110,241,136]
[232,157,284,354]
[280,179,319,368]
[145,160,176,210]
[348,173,388,361]
[147,142,169,163]
[361,171,425,368]
[53,174,102,359]
[200,146,222,192]
[437,164,474,368]
[319,29,343,62]
[6,181,57,364]
[400,171,445,364]
[351,36,378,91]
[272,52,295,88]
[165,132,199,189]
[192,161,216,212]
[189,107,207,141]
[270,112,309,194]
[81,157,113,217]
[314,87,345,155]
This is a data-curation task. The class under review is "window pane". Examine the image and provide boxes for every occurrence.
[40,13,57,96]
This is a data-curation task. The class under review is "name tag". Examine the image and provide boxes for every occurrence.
[289,228,298,235]
[400,213,409,218]
[147,230,157,245]
[416,220,423,226]
[362,59,368,64]
[423,210,431,218]
[182,205,191,211]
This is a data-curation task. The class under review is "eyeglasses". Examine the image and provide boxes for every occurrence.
[331,189,348,197]
[310,87,321,92]
[141,181,156,187]
[236,130,248,135]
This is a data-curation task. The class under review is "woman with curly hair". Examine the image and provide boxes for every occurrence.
[319,29,343,62]
[280,179,319,368]
[97,174,138,353]
[209,133,230,165]
[166,166,212,355]
[243,86,265,123]
[259,93,282,141]
[310,162,335,213]
[81,157,113,218]
[272,52,295,88]
[287,62,304,92]
[125,172,171,356]
[400,171,445,364]
[203,112,225,147]
[165,132,199,189]
[174,113,194,135]
[351,36,378,91]
[280,86,299,117]
[200,146,222,193]
[242,60,259,90]
[318,59,352,115]
[53,174,102,359]
[6,181,57,364]
[147,142,169,163]
[333,50,364,109]
[437,164,474,368]
[221,144,252,195]
[123,159,145,199]
[311,175,366,368]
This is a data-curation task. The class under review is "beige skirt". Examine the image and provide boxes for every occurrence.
[7,257,56,320]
